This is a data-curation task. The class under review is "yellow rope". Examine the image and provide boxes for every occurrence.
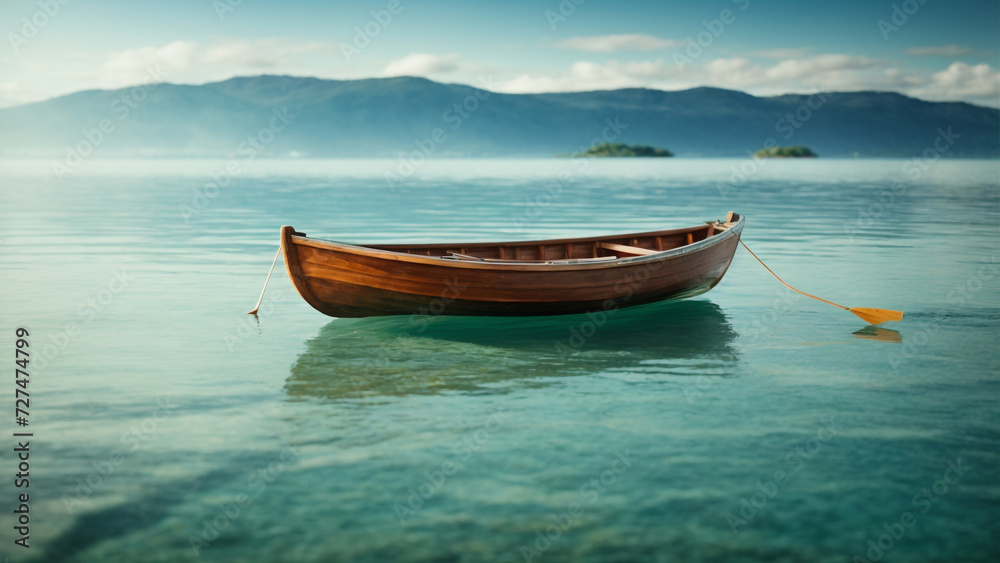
[739,239,848,311]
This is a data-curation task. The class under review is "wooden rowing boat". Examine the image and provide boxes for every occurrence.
[280,212,744,318]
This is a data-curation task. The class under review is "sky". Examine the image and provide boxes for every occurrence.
[1,0,998,108]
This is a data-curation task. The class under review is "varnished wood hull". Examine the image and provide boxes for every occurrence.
[281,214,744,318]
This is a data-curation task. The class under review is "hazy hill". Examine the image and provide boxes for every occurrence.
[0,75,996,157]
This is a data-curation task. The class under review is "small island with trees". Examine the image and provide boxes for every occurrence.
[574,143,673,157]
[754,146,817,158]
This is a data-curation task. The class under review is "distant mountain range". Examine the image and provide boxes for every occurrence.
[0,75,996,158]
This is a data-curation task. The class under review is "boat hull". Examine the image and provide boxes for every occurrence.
[280,217,743,318]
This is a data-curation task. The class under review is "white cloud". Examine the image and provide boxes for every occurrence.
[381,53,461,76]
[0,81,33,107]
[905,45,974,57]
[764,54,881,82]
[495,55,885,95]
[492,54,999,106]
[909,62,1000,103]
[0,38,349,107]
[499,60,682,93]
[555,34,680,52]
[96,39,334,89]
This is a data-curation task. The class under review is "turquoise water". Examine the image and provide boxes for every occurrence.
[0,158,998,562]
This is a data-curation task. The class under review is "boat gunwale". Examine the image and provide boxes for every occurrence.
[286,215,744,272]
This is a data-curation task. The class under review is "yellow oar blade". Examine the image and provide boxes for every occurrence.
[849,307,904,325]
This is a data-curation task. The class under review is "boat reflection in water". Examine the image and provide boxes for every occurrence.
[286,299,739,401]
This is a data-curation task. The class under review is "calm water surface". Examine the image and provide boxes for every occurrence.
[0,158,997,562]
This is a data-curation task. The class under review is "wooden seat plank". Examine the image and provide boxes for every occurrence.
[598,242,659,256]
